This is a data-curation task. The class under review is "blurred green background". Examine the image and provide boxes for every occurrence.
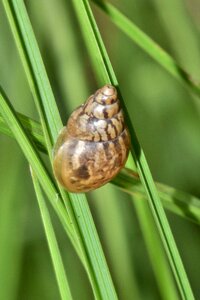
[1,0,200,299]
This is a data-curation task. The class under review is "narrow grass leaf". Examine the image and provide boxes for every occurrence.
[31,168,73,300]
[0,87,78,254]
[2,0,62,151]
[133,195,178,300]
[0,112,46,153]
[72,1,194,299]
[29,0,90,110]
[113,168,200,225]
[151,0,200,79]
[93,0,200,98]
[3,1,118,298]
[1,113,200,225]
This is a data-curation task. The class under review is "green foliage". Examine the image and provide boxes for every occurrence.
[0,0,200,299]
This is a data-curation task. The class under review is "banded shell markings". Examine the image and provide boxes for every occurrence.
[53,85,130,192]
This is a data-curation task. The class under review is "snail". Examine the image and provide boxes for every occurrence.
[53,84,130,193]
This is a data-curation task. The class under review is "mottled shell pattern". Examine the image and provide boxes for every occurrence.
[53,85,130,193]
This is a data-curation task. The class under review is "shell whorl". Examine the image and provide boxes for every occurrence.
[67,85,124,142]
[53,85,130,193]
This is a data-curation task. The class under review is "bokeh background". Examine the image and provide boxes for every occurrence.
[1,0,200,299]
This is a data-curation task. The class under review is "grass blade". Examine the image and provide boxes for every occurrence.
[132,196,178,300]
[28,0,89,111]
[114,168,200,225]
[72,0,194,298]
[3,1,118,298]
[31,167,73,300]
[0,87,118,299]
[151,0,200,79]
[1,112,200,225]
[2,1,62,151]
[0,112,46,153]
[0,87,78,255]
[92,0,200,98]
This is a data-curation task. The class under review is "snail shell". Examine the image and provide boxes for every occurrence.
[53,85,130,193]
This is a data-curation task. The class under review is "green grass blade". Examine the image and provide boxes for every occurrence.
[0,111,117,300]
[72,1,194,298]
[72,0,115,86]
[68,193,119,300]
[92,186,142,299]
[125,156,194,300]
[1,112,200,225]
[3,1,118,298]
[28,1,89,111]
[0,112,46,153]
[151,0,200,79]
[132,196,178,300]
[2,0,195,297]
[0,87,78,255]
[31,168,73,300]
[113,168,200,225]
[93,0,200,98]
[0,87,117,300]
[2,0,62,151]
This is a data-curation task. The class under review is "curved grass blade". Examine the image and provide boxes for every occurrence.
[0,112,46,153]
[28,0,90,111]
[92,0,200,98]
[3,1,118,298]
[0,87,79,258]
[151,0,200,79]
[132,195,178,300]
[31,167,73,300]
[2,1,59,153]
[1,112,200,225]
[0,88,115,298]
[113,168,200,225]
[72,1,194,298]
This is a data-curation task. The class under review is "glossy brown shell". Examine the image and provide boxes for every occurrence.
[53,85,130,192]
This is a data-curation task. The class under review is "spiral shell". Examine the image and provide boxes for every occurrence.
[53,85,130,193]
